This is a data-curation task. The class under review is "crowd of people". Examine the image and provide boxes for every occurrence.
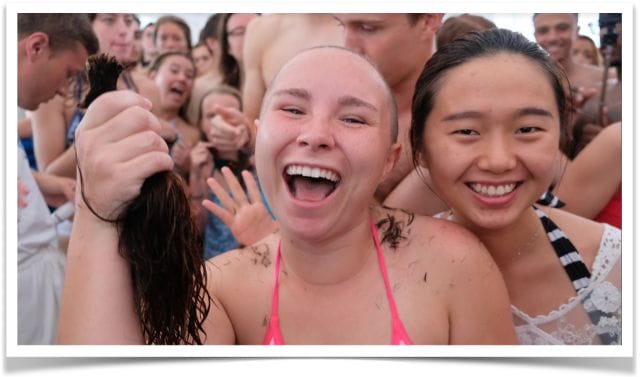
[16,12,622,346]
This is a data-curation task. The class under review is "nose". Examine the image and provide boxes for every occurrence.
[343,32,363,54]
[296,117,336,151]
[116,16,129,36]
[476,135,517,174]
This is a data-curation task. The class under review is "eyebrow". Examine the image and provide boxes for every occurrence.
[337,95,378,112]
[442,107,554,121]
[441,111,482,121]
[272,88,310,101]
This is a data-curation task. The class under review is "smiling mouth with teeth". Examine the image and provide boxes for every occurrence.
[169,87,184,96]
[468,182,519,197]
[284,165,341,202]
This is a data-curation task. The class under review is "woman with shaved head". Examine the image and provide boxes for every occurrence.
[58,46,516,345]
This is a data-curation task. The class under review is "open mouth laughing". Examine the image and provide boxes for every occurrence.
[284,164,341,202]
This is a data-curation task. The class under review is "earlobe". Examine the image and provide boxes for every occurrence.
[254,118,260,130]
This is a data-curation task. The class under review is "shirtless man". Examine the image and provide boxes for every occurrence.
[533,13,621,156]
[333,13,444,203]
[241,14,344,140]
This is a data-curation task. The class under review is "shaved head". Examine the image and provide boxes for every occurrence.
[260,45,398,143]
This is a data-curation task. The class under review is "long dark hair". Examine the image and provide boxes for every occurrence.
[78,54,211,345]
[410,28,572,167]
[218,13,241,89]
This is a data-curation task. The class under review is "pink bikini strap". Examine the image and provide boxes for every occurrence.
[271,240,282,319]
[370,218,401,320]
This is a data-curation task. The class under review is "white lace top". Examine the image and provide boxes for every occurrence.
[511,224,622,345]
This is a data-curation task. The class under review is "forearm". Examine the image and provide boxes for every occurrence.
[57,207,143,344]
[43,145,78,178]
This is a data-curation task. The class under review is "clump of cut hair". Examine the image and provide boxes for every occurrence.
[77,53,211,345]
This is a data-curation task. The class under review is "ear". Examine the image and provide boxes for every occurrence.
[418,14,444,39]
[24,32,50,61]
[381,143,402,182]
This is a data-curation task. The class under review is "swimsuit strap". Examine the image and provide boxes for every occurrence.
[370,217,412,345]
[263,240,284,345]
[537,190,566,208]
[265,220,411,345]
[534,206,591,291]
[534,206,614,344]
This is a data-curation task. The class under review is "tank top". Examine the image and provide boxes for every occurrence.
[263,218,412,345]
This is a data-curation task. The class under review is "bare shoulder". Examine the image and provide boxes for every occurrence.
[205,233,279,295]
[376,206,490,267]
[542,207,608,266]
[245,14,282,49]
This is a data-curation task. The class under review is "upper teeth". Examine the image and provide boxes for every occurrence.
[286,165,340,182]
[470,183,516,197]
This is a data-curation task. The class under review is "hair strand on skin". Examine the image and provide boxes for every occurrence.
[76,53,211,344]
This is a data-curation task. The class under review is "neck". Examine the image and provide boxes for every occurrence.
[453,207,544,271]
[560,57,579,78]
[155,107,180,122]
[392,76,418,116]
[279,211,375,286]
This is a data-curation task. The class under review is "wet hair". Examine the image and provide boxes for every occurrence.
[148,51,195,120]
[77,54,211,345]
[18,13,99,56]
[148,50,195,73]
[436,14,496,49]
[261,45,399,144]
[154,15,193,52]
[410,28,572,167]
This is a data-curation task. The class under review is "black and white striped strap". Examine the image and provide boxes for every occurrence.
[537,190,566,208]
[534,207,591,291]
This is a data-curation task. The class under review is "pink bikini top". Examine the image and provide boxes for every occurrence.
[263,218,412,345]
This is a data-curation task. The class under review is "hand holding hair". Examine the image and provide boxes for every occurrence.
[75,54,211,344]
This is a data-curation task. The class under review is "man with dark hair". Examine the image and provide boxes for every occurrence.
[333,14,444,205]
[16,13,97,344]
[533,13,620,157]
[17,13,98,111]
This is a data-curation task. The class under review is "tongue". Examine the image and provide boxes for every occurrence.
[293,176,334,202]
